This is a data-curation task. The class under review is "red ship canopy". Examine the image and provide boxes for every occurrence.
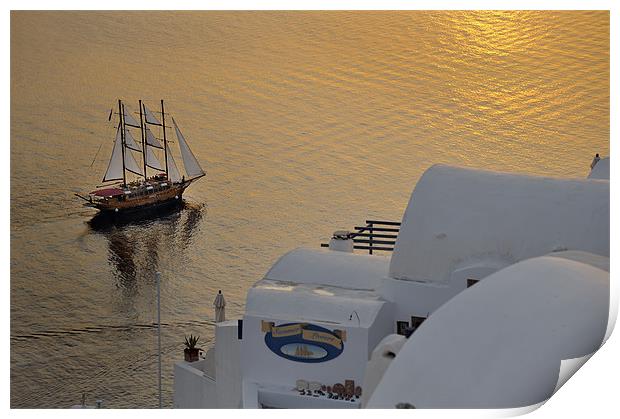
[90,187,124,197]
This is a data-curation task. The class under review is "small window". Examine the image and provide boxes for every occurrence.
[411,316,426,330]
[467,278,479,288]
[396,321,409,336]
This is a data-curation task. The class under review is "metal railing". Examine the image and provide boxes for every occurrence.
[321,220,401,254]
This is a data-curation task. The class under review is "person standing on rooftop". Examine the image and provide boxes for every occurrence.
[591,153,601,169]
[214,290,226,323]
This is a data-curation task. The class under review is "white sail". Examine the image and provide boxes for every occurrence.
[123,105,140,127]
[145,145,165,171]
[125,149,143,176]
[173,118,205,179]
[143,105,161,125]
[103,126,143,180]
[145,126,163,148]
[124,127,142,152]
[102,126,124,182]
[166,143,182,182]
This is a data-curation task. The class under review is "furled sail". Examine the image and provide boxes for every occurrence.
[102,126,124,182]
[145,126,163,149]
[123,106,140,128]
[145,145,165,171]
[166,143,182,182]
[143,105,161,125]
[173,118,205,179]
[124,127,142,152]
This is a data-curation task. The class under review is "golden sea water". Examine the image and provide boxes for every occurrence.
[10,11,609,407]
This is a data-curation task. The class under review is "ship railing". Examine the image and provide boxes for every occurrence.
[321,219,401,255]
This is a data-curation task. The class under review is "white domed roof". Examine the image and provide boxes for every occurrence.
[368,254,609,409]
[390,165,609,283]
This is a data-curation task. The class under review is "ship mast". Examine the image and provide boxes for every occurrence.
[138,99,148,179]
[118,99,127,187]
[161,99,169,180]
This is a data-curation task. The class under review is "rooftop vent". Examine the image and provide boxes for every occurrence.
[329,230,353,252]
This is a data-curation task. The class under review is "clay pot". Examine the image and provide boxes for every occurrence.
[184,348,199,362]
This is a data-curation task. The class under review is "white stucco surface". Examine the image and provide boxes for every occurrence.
[367,255,609,409]
[246,283,386,328]
[215,321,242,408]
[173,361,217,408]
[360,333,407,408]
[264,248,389,290]
[546,250,609,272]
[240,313,384,396]
[390,164,610,283]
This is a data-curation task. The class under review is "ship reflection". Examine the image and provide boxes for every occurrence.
[88,201,205,288]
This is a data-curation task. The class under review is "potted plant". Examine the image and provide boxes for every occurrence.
[184,334,200,362]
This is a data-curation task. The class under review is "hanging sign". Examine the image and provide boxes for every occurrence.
[262,321,346,363]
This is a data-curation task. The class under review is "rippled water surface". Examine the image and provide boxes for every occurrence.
[10,11,609,408]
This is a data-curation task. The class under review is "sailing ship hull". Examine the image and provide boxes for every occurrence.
[93,182,188,214]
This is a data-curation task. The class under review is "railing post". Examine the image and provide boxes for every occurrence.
[368,222,373,255]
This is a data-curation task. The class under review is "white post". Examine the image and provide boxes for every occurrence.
[156,271,162,409]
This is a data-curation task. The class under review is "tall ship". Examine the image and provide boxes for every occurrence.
[77,99,205,213]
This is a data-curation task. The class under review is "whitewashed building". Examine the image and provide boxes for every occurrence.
[174,160,610,409]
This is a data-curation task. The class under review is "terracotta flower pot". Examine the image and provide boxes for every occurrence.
[184,348,199,362]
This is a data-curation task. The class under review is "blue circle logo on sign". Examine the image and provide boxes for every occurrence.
[263,322,345,363]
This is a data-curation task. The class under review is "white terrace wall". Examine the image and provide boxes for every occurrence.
[240,314,372,389]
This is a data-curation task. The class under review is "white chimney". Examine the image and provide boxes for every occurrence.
[329,230,354,252]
